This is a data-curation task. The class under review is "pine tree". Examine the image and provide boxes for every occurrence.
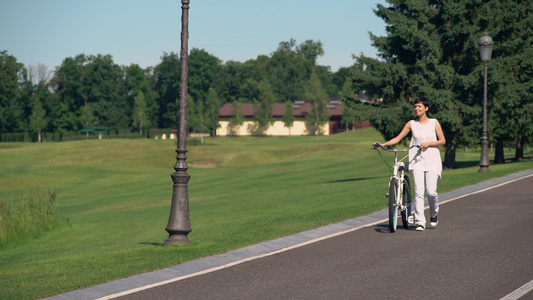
[482,0,533,162]
[348,0,533,168]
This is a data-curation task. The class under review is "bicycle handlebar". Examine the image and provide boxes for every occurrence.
[371,144,419,152]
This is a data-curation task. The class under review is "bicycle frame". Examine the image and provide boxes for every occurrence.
[372,144,419,232]
[388,147,409,211]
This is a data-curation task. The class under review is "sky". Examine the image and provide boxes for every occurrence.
[1,0,387,73]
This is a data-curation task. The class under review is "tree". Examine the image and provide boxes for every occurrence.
[186,93,197,134]
[348,0,533,168]
[182,49,223,136]
[481,0,533,163]
[296,40,325,64]
[282,101,295,136]
[216,39,336,112]
[194,96,208,136]
[314,65,339,98]
[305,69,329,135]
[27,64,54,138]
[27,64,52,86]
[84,54,127,128]
[217,60,244,103]
[187,93,208,143]
[133,90,149,134]
[239,78,261,103]
[52,54,88,132]
[0,51,26,133]
[29,96,47,142]
[268,39,307,102]
[237,56,269,102]
[268,39,330,102]
[340,80,358,130]
[204,89,221,137]
[251,80,276,135]
[53,54,127,131]
[333,64,363,93]
[348,0,501,168]
[188,48,222,105]
[153,52,180,128]
[79,104,95,138]
[125,64,159,130]
[228,99,244,136]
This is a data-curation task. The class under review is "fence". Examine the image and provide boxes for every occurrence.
[0,129,163,143]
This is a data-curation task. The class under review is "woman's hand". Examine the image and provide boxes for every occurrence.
[419,142,431,150]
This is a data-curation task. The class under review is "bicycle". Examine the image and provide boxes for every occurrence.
[372,144,419,232]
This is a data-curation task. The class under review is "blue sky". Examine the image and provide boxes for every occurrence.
[1,0,387,72]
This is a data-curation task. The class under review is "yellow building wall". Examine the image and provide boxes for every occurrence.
[217,119,329,136]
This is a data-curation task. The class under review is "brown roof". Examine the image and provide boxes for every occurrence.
[219,97,344,118]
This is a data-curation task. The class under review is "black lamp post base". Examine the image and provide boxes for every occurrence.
[164,234,191,246]
[479,138,490,173]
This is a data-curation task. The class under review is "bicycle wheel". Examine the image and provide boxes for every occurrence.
[388,177,399,232]
[401,175,412,229]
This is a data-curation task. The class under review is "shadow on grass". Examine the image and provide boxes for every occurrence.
[139,242,164,247]
[454,160,479,169]
[453,156,532,169]
[326,176,381,184]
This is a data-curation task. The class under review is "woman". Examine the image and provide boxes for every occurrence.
[372,97,445,231]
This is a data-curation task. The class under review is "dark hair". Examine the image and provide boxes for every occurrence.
[414,96,431,109]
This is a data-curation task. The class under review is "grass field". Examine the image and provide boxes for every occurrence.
[0,128,532,299]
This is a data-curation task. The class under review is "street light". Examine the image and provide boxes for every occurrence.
[164,0,192,245]
[478,32,493,173]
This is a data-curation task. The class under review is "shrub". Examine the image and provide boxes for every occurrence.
[0,189,65,247]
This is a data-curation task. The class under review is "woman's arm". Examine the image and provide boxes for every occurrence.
[373,121,411,147]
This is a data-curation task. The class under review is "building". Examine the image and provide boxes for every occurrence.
[216,97,370,136]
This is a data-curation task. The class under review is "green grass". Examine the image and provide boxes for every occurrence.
[0,128,531,299]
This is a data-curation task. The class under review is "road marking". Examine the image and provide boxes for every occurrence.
[96,172,533,300]
[500,278,533,300]
[438,173,533,206]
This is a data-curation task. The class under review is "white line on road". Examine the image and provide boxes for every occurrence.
[438,173,533,206]
[500,278,533,300]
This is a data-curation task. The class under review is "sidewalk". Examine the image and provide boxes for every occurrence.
[44,169,533,300]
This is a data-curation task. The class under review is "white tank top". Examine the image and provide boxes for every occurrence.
[409,119,443,178]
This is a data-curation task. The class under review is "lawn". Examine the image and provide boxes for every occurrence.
[0,128,531,299]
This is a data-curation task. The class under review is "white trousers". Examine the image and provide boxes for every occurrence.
[411,169,439,227]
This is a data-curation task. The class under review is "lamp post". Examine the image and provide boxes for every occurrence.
[164,0,192,245]
[478,32,493,173]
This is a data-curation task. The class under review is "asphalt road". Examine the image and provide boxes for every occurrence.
[114,173,533,300]
[47,171,533,300]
